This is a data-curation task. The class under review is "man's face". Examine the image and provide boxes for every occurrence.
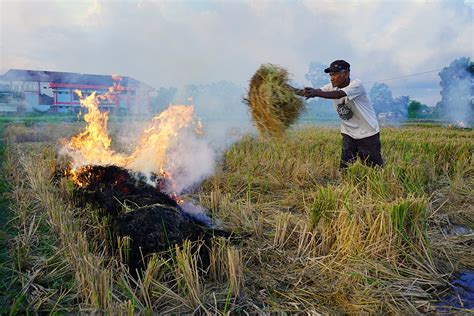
[329,70,349,88]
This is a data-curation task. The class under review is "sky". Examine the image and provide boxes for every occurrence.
[0,0,472,106]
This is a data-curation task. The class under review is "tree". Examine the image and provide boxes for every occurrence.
[436,56,474,124]
[407,100,430,119]
[302,62,335,120]
[393,95,410,115]
[369,82,393,114]
[305,62,329,88]
[152,87,177,112]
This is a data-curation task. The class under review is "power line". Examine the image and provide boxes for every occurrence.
[365,69,442,84]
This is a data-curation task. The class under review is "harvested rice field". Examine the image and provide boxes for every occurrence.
[0,120,473,314]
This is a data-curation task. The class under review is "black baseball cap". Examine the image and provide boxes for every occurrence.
[324,60,350,73]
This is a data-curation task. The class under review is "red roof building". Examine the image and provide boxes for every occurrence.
[0,69,154,114]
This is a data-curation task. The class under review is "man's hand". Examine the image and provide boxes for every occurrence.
[302,87,321,99]
[293,88,306,96]
[292,87,319,99]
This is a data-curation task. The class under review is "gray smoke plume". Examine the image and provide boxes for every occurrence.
[442,77,473,127]
[438,57,473,127]
[163,127,216,194]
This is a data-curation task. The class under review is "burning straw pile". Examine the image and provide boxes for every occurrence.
[245,64,305,138]
[69,164,226,271]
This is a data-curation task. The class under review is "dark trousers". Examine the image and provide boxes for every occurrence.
[340,132,383,169]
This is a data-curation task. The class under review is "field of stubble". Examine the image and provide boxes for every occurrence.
[1,122,472,314]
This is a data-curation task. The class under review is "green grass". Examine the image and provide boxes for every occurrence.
[0,129,77,313]
[0,113,77,124]
[0,113,164,125]
[0,124,22,313]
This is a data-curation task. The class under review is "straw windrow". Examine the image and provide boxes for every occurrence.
[245,64,305,138]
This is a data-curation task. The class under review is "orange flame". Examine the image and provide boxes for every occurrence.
[67,90,128,169]
[65,79,199,193]
[127,105,194,172]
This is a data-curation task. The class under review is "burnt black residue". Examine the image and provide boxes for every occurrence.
[70,165,231,272]
[114,205,210,271]
[73,165,177,216]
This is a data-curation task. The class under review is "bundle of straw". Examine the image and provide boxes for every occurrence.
[244,64,305,138]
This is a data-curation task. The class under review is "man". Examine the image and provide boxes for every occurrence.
[296,60,383,169]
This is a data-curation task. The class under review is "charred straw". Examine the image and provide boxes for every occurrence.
[67,165,233,272]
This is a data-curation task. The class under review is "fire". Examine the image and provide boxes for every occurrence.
[126,105,196,193]
[69,165,94,188]
[127,105,195,173]
[67,90,128,169]
[64,78,200,195]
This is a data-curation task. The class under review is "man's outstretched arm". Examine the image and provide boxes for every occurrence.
[302,87,347,100]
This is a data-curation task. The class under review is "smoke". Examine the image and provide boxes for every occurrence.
[162,127,216,194]
[54,75,257,200]
[179,201,214,227]
[157,83,255,192]
[151,81,256,149]
[148,82,258,193]
[111,102,252,197]
[113,105,218,195]
[443,77,472,127]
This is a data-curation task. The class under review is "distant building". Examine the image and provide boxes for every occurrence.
[0,69,154,114]
[0,83,25,113]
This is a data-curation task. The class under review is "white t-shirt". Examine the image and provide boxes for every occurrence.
[321,79,379,139]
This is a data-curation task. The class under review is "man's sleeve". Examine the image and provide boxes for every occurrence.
[320,83,332,92]
[341,80,364,100]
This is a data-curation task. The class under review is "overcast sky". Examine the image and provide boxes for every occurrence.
[0,0,472,106]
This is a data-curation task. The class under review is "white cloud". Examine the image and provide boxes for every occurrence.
[0,0,472,106]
